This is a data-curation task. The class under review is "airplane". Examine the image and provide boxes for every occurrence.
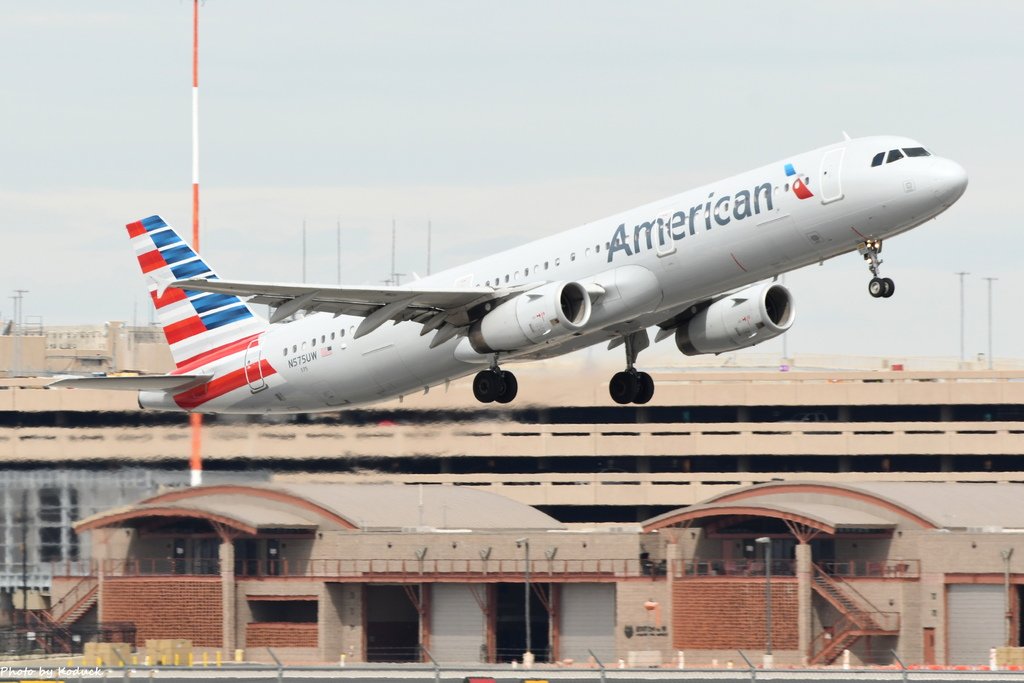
[51,135,967,413]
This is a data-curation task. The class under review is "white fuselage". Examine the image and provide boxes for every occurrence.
[140,135,967,413]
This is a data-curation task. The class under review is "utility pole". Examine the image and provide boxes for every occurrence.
[188,0,203,487]
[11,290,28,378]
[955,272,969,364]
[984,277,998,370]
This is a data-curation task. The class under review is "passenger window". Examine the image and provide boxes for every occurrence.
[570,252,576,262]
[554,258,560,267]
[282,348,287,357]
[871,152,885,167]
[330,332,335,340]
[504,274,510,283]
[784,183,790,192]
[595,244,601,253]
[340,329,345,338]
[886,149,904,164]
[903,147,930,157]
[321,335,325,344]
[311,338,316,347]
[292,345,297,353]
[523,267,529,276]
[544,261,549,270]
[302,342,307,350]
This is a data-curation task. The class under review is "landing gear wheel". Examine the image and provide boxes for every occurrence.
[881,277,895,298]
[868,277,885,298]
[494,371,518,404]
[634,372,655,405]
[609,371,639,405]
[472,369,504,403]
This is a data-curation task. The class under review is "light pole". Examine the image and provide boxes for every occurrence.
[1002,549,1014,646]
[984,277,998,370]
[516,537,532,666]
[756,536,773,667]
[955,272,969,364]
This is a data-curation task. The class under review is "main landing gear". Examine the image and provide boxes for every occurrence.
[608,331,655,405]
[859,239,895,299]
[472,358,518,404]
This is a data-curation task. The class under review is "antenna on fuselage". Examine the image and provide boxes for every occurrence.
[842,131,852,141]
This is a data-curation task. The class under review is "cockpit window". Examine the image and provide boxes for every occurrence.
[903,147,930,157]
[886,149,904,164]
[871,152,884,167]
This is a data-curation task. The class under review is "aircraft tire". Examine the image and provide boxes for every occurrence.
[634,372,655,404]
[609,371,639,405]
[473,370,504,403]
[868,278,884,298]
[881,278,895,298]
[495,371,518,404]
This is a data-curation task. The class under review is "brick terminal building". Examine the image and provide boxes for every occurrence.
[54,480,1024,667]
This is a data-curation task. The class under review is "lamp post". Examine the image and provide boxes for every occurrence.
[756,536,773,667]
[984,277,998,370]
[516,537,533,666]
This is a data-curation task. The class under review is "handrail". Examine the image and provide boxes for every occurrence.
[813,564,887,619]
[677,558,797,578]
[820,559,919,578]
[104,556,652,579]
[49,574,98,623]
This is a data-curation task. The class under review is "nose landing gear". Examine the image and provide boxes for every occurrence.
[608,330,655,405]
[860,239,895,299]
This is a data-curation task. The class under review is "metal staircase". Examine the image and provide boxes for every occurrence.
[22,575,98,654]
[810,564,899,665]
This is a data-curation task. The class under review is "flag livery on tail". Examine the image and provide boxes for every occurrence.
[126,215,266,369]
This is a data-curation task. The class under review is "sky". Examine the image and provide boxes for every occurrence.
[1,1,1022,362]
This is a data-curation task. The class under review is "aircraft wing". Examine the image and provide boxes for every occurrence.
[172,278,534,343]
[48,374,213,391]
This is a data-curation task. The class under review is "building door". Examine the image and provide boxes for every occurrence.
[948,584,1003,665]
[430,584,486,663]
[923,627,936,665]
[365,585,420,662]
[560,584,615,663]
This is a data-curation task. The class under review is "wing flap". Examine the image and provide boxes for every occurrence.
[171,278,539,329]
[48,374,213,392]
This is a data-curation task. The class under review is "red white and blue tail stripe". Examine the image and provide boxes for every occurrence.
[127,215,267,369]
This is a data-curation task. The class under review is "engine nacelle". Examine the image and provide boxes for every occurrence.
[676,282,794,355]
[469,281,592,354]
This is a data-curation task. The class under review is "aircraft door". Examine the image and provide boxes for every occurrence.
[243,338,268,393]
[819,148,845,204]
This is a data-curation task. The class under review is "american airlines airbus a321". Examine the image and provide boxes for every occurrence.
[52,135,967,412]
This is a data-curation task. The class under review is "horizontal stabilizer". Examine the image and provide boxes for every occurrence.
[48,374,212,392]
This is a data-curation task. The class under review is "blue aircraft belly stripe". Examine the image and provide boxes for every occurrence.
[191,293,240,314]
[171,260,212,279]
[201,305,253,330]
[150,229,182,249]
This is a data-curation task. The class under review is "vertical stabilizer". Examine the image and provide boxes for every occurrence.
[127,215,267,369]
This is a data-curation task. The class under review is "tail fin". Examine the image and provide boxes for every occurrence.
[127,215,267,369]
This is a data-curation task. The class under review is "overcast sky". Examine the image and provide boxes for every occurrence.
[2,1,1021,362]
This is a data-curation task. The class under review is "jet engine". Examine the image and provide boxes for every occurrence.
[676,282,794,355]
[469,281,592,354]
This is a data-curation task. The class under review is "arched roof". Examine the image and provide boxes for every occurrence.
[76,483,564,534]
[643,481,1024,533]
[643,500,895,534]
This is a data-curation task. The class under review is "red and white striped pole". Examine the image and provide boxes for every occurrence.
[189,0,204,487]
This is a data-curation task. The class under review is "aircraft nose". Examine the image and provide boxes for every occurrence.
[932,158,968,204]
